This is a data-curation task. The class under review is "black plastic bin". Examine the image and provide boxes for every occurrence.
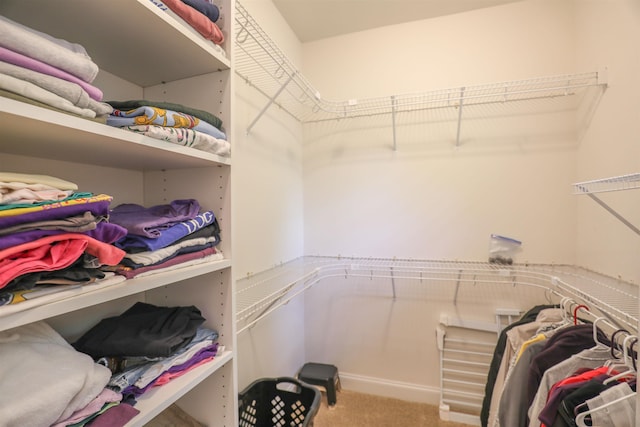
[238,376,321,427]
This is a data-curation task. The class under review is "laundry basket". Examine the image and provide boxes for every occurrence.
[238,376,321,427]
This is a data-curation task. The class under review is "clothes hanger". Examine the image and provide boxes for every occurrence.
[559,297,575,325]
[573,304,589,325]
[558,296,569,322]
[574,335,637,422]
[609,328,630,360]
[544,287,560,305]
[591,316,611,349]
[575,391,636,427]
[602,334,626,368]
[603,334,637,383]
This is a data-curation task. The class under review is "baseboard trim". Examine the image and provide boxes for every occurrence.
[338,372,441,405]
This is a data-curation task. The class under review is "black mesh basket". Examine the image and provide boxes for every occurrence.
[238,376,321,427]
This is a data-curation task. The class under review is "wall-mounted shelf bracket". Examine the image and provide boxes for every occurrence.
[573,173,640,236]
[455,87,465,147]
[391,96,397,151]
[390,266,397,298]
[246,71,297,135]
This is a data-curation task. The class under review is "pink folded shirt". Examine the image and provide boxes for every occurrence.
[161,0,224,44]
[0,233,126,289]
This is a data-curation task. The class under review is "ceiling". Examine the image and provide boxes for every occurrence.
[272,0,524,43]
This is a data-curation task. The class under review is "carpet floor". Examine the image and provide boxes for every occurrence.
[312,389,474,427]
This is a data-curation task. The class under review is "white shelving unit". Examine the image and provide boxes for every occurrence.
[0,97,231,170]
[0,0,236,425]
[234,1,607,148]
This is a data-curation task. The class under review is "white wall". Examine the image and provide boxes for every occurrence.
[302,0,579,264]
[233,0,640,407]
[297,0,639,406]
[303,273,549,404]
[573,0,640,284]
[233,0,306,390]
[233,0,305,278]
[301,0,576,98]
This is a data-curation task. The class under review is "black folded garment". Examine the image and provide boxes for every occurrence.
[73,301,206,358]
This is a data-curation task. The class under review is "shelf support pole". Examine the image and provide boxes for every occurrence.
[246,71,297,134]
[453,269,462,305]
[585,193,640,236]
[391,96,397,151]
[455,87,465,146]
[390,266,397,299]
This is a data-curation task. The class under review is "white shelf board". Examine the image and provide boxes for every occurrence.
[0,259,231,332]
[125,350,233,427]
[0,0,229,87]
[0,98,231,170]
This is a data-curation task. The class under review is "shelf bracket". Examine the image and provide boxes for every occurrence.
[391,96,397,151]
[455,87,465,146]
[574,174,640,237]
[453,269,462,305]
[246,284,295,331]
[390,266,397,299]
[584,192,640,236]
[246,71,297,134]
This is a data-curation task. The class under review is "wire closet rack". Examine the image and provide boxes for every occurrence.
[235,256,639,335]
[574,173,640,194]
[574,173,640,236]
[234,2,608,146]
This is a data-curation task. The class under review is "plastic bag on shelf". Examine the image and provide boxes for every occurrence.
[488,234,522,265]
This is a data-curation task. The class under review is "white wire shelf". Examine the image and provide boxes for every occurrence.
[573,173,640,194]
[572,173,640,236]
[235,256,639,334]
[234,1,607,146]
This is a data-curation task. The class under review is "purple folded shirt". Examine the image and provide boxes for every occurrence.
[109,199,200,238]
[0,221,127,250]
[85,403,139,427]
[0,199,111,230]
[124,343,219,397]
[114,210,216,252]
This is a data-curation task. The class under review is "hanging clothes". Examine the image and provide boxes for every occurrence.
[526,324,611,426]
[481,304,557,427]
[487,307,564,427]
[484,300,638,427]
[580,382,635,427]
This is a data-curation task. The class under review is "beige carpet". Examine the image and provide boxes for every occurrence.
[312,389,473,427]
